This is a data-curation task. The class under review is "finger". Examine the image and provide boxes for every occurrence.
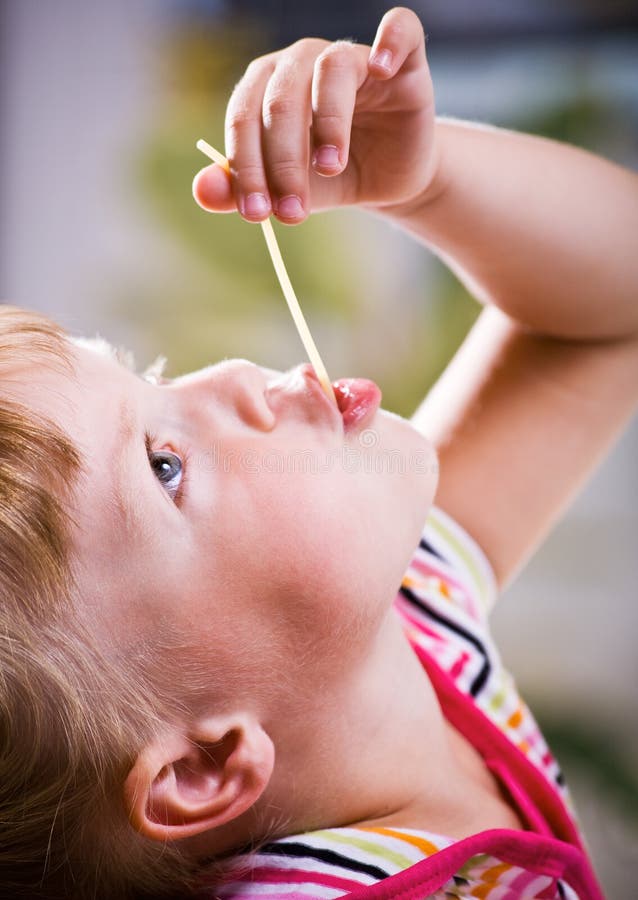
[261,39,326,224]
[225,55,277,222]
[192,164,235,213]
[310,41,369,176]
[368,6,426,79]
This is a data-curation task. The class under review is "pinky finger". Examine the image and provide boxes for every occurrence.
[368,6,426,79]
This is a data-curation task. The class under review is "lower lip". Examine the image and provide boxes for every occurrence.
[332,378,382,433]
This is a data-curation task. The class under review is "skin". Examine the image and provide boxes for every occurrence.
[15,343,517,853]
[16,1,638,867]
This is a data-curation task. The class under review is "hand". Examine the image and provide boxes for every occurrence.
[193,7,438,224]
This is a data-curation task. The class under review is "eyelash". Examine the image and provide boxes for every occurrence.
[144,431,189,506]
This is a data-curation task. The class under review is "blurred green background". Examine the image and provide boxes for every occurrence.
[1,1,637,894]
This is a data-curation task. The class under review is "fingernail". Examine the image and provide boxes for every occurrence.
[371,48,393,71]
[244,192,270,217]
[313,145,340,169]
[277,195,304,218]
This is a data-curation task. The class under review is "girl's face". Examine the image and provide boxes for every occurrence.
[22,343,438,707]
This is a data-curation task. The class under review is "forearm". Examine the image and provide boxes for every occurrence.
[378,117,638,341]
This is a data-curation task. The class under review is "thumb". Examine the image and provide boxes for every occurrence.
[192,164,236,213]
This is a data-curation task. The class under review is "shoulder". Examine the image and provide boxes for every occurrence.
[402,503,498,625]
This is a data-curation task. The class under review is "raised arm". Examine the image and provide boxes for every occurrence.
[379,117,638,341]
[395,120,638,589]
[192,6,638,593]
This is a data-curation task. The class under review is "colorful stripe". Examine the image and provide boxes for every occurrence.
[260,842,389,880]
[356,826,440,856]
[308,831,412,871]
[423,505,497,618]
[399,583,492,696]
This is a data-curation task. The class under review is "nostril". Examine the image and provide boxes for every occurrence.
[173,359,277,432]
[236,383,276,432]
[221,360,277,432]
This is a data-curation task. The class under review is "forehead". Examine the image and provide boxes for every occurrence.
[25,340,134,439]
[6,338,129,435]
[17,342,157,563]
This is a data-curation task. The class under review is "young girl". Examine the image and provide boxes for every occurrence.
[2,7,637,899]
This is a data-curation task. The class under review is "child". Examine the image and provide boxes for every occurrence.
[2,6,637,899]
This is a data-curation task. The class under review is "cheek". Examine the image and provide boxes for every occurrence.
[191,414,437,663]
[331,407,439,552]
[235,418,437,633]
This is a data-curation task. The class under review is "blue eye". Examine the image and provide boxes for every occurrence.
[149,449,183,500]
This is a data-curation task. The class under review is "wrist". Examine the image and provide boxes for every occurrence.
[365,117,450,223]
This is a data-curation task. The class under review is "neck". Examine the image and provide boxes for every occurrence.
[209,607,477,857]
[191,610,489,856]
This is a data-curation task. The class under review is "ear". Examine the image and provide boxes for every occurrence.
[124,714,275,842]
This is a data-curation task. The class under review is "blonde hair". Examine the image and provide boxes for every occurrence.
[0,307,229,898]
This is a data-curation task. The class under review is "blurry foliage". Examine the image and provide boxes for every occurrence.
[524,95,611,143]
[121,19,625,418]
[535,710,638,823]
[512,92,630,150]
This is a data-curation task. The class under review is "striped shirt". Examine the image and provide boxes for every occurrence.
[203,506,605,900]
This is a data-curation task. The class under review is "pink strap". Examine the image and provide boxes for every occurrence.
[352,637,606,899]
[344,828,605,899]
[412,640,584,847]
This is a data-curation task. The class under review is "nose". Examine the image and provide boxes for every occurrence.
[171,359,276,432]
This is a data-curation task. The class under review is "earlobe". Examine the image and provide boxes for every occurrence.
[124,715,275,842]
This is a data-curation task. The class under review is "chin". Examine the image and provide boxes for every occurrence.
[350,446,437,611]
[373,406,439,512]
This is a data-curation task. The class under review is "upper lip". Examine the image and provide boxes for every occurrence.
[264,363,342,432]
